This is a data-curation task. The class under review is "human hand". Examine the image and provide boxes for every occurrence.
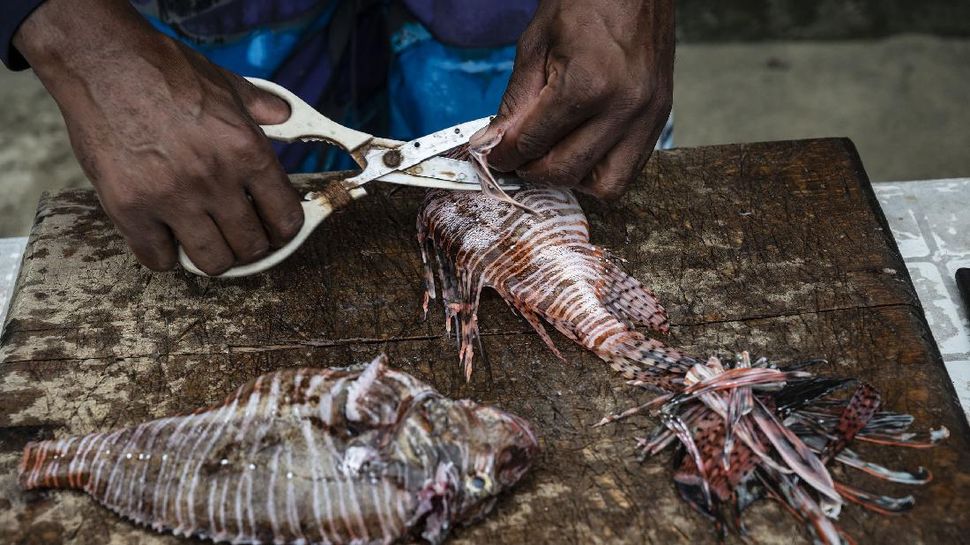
[14,0,303,275]
[472,0,674,200]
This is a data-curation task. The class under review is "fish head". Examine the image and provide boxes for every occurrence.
[442,400,539,525]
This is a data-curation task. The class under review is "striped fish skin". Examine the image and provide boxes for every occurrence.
[19,355,538,545]
[417,188,695,385]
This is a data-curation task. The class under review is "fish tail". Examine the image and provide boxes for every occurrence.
[609,335,696,385]
[597,259,670,334]
[19,435,94,491]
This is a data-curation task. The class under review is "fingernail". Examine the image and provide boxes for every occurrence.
[469,124,504,152]
[469,125,490,146]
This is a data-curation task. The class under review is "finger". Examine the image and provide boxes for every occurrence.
[171,215,236,276]
[245,162,304,248]
[232,76,291,125]
[208,192,272,264]
[117,217,179,271]
[487,63,608,173]
[219,115,305,247]
[579,117,665,200]
[515,115,623,188]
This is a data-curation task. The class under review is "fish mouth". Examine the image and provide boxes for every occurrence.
[495,413,540,488]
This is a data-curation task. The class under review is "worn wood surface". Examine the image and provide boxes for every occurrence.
[1,138,968,544]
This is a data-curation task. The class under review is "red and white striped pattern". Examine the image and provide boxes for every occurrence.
[418,188,696,386]
[19,355,538,545]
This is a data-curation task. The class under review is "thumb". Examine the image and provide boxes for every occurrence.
[468,123,503,154]
[234,77,291,126]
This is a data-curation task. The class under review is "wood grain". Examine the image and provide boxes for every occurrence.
[1,138,967,544]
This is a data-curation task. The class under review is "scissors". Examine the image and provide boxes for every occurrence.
[178,77,518,278]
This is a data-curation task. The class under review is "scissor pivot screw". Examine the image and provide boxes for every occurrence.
[382,149,403,168]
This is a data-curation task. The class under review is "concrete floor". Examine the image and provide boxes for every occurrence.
[1,34,969,237]
[875,179,970,422]
[0,71,89,237]
[673,35,970,182]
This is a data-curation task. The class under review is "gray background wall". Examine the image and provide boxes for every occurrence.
[678,0,970,41]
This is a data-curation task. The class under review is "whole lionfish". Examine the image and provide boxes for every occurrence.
[19,355,538,545]
[418,187,695,387]
[417,186,947,544]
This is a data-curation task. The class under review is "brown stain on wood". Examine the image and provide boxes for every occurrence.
[0,138,967,544]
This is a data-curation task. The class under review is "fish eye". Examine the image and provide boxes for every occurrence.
[466,474,491,494]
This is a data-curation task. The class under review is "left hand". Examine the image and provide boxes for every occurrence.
[471,0,674,200]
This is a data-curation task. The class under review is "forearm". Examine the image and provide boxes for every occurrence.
[13,0,168,92]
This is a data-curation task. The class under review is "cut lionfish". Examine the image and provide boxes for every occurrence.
[19,355,538,545]
[418,187,695,386]
[627,352,948,544]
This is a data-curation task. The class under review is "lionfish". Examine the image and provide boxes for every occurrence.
[417,186,947,544]
[417,187,695,387]
[614,352,948,544]
[19,355,538,545]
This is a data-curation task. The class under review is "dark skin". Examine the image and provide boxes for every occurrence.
[473,0,675,199]
[13,0,300,275]
[14,0,674,274]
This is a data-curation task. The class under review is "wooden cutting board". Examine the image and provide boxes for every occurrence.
[1,138,968,544]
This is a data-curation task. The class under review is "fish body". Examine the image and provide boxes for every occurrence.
[19,355,538,545]
[418,188,694,385]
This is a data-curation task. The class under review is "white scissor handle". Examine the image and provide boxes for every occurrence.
[246,77,373,153]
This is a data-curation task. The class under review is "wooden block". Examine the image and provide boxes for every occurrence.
[1,138,967,544]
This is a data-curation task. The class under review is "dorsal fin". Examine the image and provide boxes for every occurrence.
[345,354,398,427]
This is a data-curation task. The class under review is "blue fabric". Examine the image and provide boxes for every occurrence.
[388,22,515,141]
[131,0,326,39]
[401,0,537,48]
[142,3,338,79]
[388,21,674,149]
[131,1,539,168]
[142,1,367,172]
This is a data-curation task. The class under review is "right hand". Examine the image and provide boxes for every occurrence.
[14,0,304,275]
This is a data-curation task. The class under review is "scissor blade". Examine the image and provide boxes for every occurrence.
[345,117,491,188]
[396,156,520,190]
[377,171,519,191]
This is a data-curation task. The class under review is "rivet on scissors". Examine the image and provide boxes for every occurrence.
[454,128,460,134]
[382,149,403,168]
[414,142,421,148]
